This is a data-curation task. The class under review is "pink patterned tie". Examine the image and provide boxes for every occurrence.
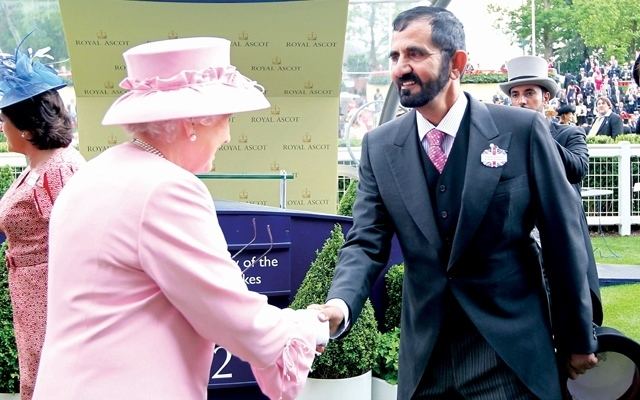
[426,128,447,173]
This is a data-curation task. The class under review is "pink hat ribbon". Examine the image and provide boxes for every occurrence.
[119,65,264,93]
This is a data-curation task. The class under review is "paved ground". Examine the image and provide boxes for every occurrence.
[597,264,640,285]
[0,394,19,400]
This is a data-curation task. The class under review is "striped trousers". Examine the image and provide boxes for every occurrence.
[413,297,541,400]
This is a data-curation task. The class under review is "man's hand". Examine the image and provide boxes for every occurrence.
[566,353,598,379]
[307,304,344,336]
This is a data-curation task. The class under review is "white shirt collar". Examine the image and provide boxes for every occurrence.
[416,94,468,142]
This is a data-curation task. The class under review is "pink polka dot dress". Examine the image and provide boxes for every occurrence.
[0,146,84,400]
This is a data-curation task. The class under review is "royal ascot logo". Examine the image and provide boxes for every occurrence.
[288,186,330,206]
[168,30,179,40]
[75,30,130,47]
[284,81,333,96]
[219,134,266,151]
[270,161,280,171]
[83,80,126,96]
[239,190,249,200]
[286,32,336,48]
[85,133,119,153]
[250,56,302,73]
[282,133,330,151]
[231,31,270,48]
[251,105,302,124]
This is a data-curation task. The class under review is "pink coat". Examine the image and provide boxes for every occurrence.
[34,143,320,400]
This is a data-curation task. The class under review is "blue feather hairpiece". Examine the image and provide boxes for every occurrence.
[0,31,66,109]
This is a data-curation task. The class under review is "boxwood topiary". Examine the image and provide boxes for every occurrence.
[337,179,357,216]
[384,263,404,331]
[290,224,378,379]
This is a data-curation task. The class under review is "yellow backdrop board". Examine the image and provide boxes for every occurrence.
[58,0,347,213]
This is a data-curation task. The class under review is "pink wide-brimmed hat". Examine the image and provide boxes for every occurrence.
[102,37,269,125]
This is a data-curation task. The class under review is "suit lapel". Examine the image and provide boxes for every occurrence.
[385,110,442,247]
[448,97,512,269]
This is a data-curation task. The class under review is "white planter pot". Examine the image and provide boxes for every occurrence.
[371,377,398,400]
[298,370,372,400]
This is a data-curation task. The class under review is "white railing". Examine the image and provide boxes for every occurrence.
[339,142,640,236]
[585,142,640,235]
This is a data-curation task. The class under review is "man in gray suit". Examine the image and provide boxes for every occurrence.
[315,6,597,400]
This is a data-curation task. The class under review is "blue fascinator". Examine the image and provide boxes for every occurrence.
[0,32,66,109]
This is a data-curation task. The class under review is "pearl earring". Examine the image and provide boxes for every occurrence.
[20,132,26,138]
[189,133,197,142]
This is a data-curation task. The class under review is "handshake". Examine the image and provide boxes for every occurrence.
[298,303,346,350]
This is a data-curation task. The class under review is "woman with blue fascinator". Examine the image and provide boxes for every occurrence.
[0,35,85,399]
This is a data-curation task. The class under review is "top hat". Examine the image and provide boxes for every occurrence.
[566,326,640,400]
[499,56,559,98]
[102,37,269,125]
[556,104,576,115]
[0,33,66,109]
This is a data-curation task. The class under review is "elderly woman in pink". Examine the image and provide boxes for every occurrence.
[33,37,327,400]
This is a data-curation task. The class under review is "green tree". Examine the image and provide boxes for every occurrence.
[488,0,580,70]
[572,0,640,63]
[0,0,69,72]
[488,0,640,71]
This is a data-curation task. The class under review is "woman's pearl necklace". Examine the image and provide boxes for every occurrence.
[131,138,165,159]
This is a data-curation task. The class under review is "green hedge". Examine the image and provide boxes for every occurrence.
[586,134,640,144]
[373,327,400,385]
[461,72,507,84]
[369,74,390,86]
[0,166,15,198]
[383,264,404,332]
[0,242,19,393]
[290,224,378,379]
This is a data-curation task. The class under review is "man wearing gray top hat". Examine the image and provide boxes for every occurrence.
[500,55,603,328]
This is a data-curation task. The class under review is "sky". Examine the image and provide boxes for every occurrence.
[447,0,525,70]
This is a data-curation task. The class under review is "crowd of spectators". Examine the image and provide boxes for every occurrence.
[494,52,640,136]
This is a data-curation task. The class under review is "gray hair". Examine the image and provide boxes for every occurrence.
[122,116,217,143]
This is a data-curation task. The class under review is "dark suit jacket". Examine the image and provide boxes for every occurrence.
[550,121,603,325]
[596,112,623,138]
[328,94,596,400]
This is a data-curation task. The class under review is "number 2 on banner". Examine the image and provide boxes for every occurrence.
[211,345,233,379]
